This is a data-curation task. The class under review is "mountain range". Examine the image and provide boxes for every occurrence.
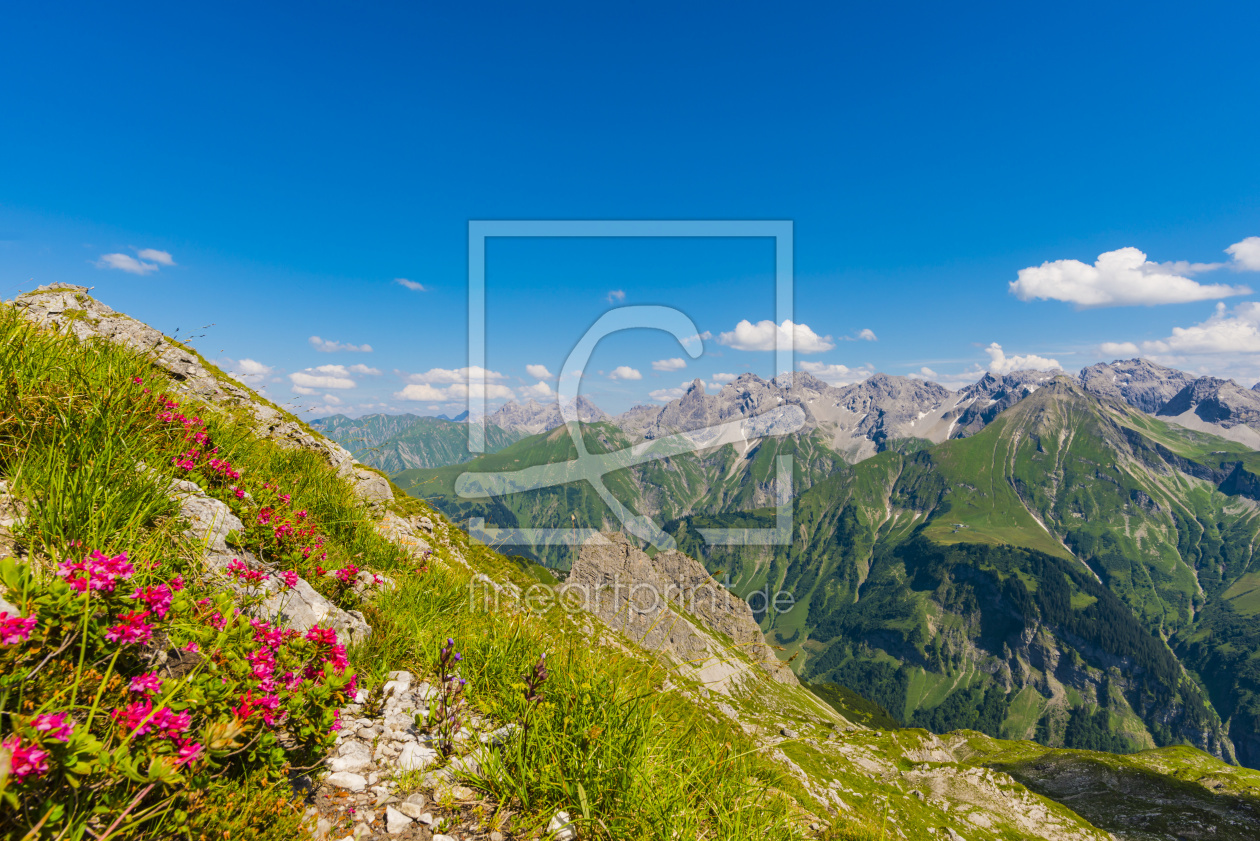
[337,360,1260,773]
[310,412,527,473]
[325,359,1260,474]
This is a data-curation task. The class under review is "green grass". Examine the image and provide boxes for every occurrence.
[0,298,817,841]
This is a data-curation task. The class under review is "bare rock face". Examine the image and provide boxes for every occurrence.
[10,284,389,507]
[565,533,798,690]
[1159,377,1260,428]
[1078,358,1198,413]
[486,395,607,435]
[950,370,1059,438]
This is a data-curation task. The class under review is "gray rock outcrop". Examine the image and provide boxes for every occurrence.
[1078,358,1198,413]
[565,533,798,690]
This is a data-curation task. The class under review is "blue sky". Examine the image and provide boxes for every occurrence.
[2,1,1259,417]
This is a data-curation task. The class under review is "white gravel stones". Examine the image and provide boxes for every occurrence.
[384,806,412,834]
[398,741,438,772]
[325,771,368,792]
[548,810,577,841]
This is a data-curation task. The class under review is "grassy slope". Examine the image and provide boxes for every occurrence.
[0,300,810,840]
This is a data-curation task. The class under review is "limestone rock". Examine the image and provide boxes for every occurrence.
[547,811,576,841]
[325,771,368,792]
[384,806,412,834]
[566,533,798,690]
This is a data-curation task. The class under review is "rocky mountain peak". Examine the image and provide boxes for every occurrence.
[1078,358,1198,413]
[486,394,607,435]
[1159,376,1260,434]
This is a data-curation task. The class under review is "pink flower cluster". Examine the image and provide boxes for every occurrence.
[206,457,241,481]
[57,549,134,593]
[226,558,267,585]
[2,736,49,781]
[303,625,349,680]
[130,583,174,619]
[130,672,164,695]
[334,563,360,586]
[233,618,302,725]
[0,713,74,784]
[111,672,202,761]
[32,712,75,742]
[104,610,155,645]
[0,611,37,645]
[254,496,327,564]
[154,397,242,490]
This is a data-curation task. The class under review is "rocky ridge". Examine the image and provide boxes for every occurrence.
[12,283,392,507]
[565,533,799,689]
[485,395,606,435]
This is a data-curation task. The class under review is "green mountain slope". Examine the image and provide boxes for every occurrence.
[394,421,845,568]
[312,412,525,472]
[669,378,1260,767]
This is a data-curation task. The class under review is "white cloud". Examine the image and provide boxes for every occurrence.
[1227,237,1260,271]
[136,248,175,266]
[1140,301,1260,355]
[526,364,554,379]
[292,385,317,395]
[309,335,373,353]
[521,380,556,399]
[652,357,687,371]
[403,366,507,384]
[1099,341,1141,357]
[712,372,738,383]
[322,394,343,405]
[396,278,425,291]
[841,328,878,342]
[984,343,1062,374]
[649,383,690,402]
[291,368,357,389]
[218,357,273,385]
[719,319,834,353]
[1010,246,1252,307]
[680,331,712,348]
[607,289,626,303]
[95,253,160,275]
[609,366,642,381]
[348,363,381,375]
[797,361,874,386]
[394,382,515,402]
[915,366,938,378]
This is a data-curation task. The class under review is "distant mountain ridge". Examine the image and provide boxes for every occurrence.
[318,358,1260,478]
[311,412,525,473]
[672,377,1260,767]
[486,394,607,434]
